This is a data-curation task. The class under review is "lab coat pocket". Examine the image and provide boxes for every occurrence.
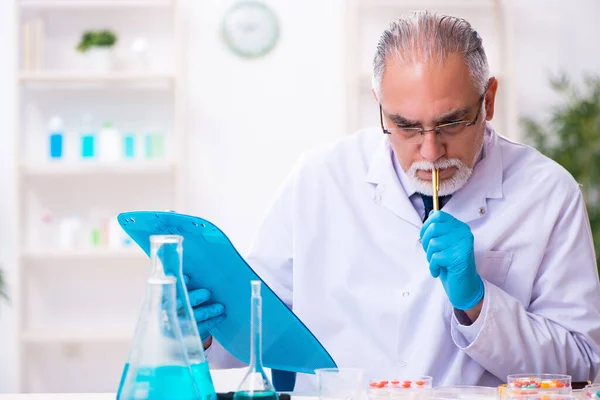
[475,250,513,288]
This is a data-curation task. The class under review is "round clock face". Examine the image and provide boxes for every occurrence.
[222,1,280,59]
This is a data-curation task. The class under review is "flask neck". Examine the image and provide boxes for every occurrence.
[249,295,263,371]
[150,238,183,278]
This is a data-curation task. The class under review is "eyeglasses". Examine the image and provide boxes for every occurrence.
[379,86,488,144]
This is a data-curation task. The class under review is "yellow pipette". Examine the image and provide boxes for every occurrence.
[432,168,439,211]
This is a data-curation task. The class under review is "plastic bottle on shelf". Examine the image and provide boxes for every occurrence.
[144,132,153,159]
[37,209,57,250]
[123,132,136,160]
[98,122,121,162]
[153,132,165,159]
[48,116,64,160]
[80,114,96,160]
[58,215,82,250]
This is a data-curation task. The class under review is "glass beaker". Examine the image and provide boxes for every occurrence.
[233,281,277,400]
[118,275,199,400]
[316,368,366,400]
[583,383,600,398]
[369,375,432,400]
[506,374,572,398]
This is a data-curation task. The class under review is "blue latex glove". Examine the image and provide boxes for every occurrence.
[420,211,484,311]
[184,275,226,342]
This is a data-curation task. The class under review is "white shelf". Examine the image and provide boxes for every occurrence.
[19,0,174,9]
[20,161,175,177]
[19,71,176,85]
[13,0,186,391]
[22,329,133,343]
[22,248,146,262]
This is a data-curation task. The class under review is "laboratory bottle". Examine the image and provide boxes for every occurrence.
[234,281,277,400]
[117,274,199,400]
[98,121,121,162]
[48,116,63,160]
[80,114,96,159]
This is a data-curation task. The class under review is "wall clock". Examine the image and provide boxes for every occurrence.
[222,1,280,59]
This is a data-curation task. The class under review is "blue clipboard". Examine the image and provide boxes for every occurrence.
[117,210,337,375]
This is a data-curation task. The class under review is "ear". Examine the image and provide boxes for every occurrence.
[484,77,499,121]
[372,87,379,103]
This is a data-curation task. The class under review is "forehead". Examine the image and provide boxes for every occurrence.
[379,53,479,119]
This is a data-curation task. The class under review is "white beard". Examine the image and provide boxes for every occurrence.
[405,158,474,196]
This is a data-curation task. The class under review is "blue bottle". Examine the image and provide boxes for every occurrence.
[123,133,136,159]
[80,114,96,159]
[48,116,64,159]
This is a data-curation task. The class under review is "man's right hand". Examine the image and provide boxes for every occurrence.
[185,276,226,344]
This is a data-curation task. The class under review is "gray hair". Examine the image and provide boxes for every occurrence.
[372,10,489,98]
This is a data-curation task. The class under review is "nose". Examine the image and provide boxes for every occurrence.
[419,132,446,163]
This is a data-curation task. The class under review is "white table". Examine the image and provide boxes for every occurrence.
[0,395,115,400]
[0,395,317,400]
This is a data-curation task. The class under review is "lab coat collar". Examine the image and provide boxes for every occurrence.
[365,123,504,227]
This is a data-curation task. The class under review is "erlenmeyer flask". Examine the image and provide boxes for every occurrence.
[150,235,216,398]
[118,275,199,400]
[118,235,216,400]
[234,281,277,400]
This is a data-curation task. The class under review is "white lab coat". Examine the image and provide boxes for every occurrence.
[206,123,600,391]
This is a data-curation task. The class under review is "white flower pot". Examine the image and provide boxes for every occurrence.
[82,47,115,72]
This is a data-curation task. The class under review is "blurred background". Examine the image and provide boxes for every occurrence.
[0,0,599,394]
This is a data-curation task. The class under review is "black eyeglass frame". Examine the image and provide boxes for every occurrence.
[379,83,490,139]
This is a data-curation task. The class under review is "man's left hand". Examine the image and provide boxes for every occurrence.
[420,211,484,313]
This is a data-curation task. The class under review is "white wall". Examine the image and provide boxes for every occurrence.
[1,0,600,393]
[181,0,346,253]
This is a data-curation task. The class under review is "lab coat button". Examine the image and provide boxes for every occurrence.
[402,291,410,297]
[374,194,382,203]
[397,360,407,367]
[479,207,486,215]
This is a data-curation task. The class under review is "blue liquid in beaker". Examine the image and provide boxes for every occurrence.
[191,361,217,400]
[118,361,216,400]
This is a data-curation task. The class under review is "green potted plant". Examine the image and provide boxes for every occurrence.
[0,268,8,304]
[522,72,600,276]
[76,30,118,72]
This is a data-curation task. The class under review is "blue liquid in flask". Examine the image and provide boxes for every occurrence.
[233,281,277,400]
[117,235,216,400]
[118,362,215,400]
[233,392,278,400]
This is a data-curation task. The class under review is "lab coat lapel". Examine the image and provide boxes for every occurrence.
[442,125,504,224]
[365,137,423,228]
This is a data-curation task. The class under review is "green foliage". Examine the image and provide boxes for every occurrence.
[0,269,8,303]
[522,73,600,273]
[76,30,117,53]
